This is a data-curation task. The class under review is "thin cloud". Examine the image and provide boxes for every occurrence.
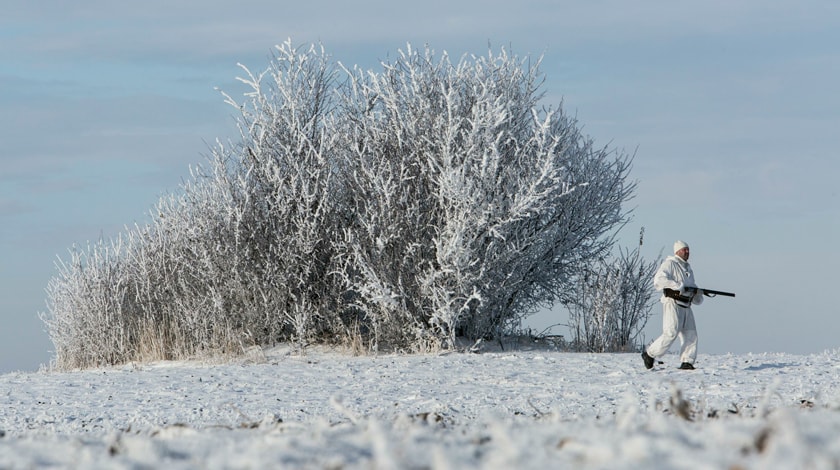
[0,199,35,217]
[6,2,839,67]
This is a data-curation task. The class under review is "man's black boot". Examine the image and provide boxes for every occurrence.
[678,362,695,370]
[641,350,655,369]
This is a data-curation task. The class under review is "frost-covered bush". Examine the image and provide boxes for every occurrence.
[44,40,635,369]
[332,45,635,350]
[567,228,660,352]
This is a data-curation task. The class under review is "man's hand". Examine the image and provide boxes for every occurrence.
[683,286,701,296]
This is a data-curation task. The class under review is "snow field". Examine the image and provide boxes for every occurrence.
[2,347,840,468]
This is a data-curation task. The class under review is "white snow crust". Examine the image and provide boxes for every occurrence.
[2,345,840,469]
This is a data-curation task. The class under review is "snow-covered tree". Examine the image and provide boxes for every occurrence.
[332,45,635,350]
[567,228,660,352]
[44,40,637,369]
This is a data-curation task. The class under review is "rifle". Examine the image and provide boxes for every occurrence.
[663,287,735,303]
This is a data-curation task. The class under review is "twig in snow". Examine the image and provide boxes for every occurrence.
[527,398,548,418]
[330,396,361,424]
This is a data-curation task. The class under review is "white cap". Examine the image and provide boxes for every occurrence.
[674,240,689,254]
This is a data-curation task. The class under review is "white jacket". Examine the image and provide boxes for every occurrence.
[653,255,704,306]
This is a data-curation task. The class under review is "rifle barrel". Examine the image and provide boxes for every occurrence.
[700,288,735,298]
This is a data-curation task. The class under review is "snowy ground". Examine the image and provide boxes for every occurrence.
[3,343,840,469]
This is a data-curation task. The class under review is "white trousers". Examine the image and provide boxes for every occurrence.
[646,302,697,364]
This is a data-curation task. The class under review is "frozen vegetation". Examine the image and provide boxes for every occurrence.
[43,41,641,369]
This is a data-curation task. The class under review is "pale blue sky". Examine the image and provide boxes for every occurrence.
[2,1,838,373]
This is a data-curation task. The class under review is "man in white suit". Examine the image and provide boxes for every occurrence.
[641,240,704,370]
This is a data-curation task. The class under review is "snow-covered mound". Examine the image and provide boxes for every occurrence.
[2,346,840,468]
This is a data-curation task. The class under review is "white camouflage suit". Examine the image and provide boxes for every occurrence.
[646,250,704,365]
